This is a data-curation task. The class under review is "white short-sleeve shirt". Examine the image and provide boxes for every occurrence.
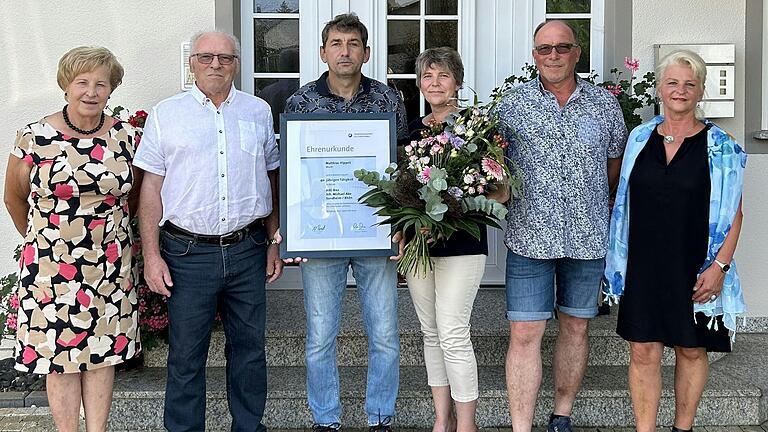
[134,84,279,235]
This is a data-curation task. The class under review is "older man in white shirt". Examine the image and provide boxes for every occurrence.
[134,30,282,432]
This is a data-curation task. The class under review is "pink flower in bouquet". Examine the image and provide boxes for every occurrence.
[6,313,17,330]
[625,57,640,72]
[417,166,432,184]
[9,293,19,309]
[481,158,504,181]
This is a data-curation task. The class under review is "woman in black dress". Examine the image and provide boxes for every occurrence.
[611,50,745,432]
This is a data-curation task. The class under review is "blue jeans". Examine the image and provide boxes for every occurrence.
[162,227,268,432]
[505,250,603,321]
[301,257,400,426]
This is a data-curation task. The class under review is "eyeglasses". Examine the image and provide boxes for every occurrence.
[191,53,238,65]
[534,43,579,55]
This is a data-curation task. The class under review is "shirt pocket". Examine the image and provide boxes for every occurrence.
[238,120,264,157]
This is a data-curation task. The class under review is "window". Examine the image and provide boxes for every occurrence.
[244,0,301,133]
[544,0,604,76]
[386,0,460,123]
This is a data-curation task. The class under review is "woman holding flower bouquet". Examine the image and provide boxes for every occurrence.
[403,47,509,432]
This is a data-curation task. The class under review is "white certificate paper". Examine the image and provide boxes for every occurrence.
[281,113,396,257]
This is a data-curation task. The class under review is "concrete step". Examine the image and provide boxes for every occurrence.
[144,290,724,367]
[108,361,763,430]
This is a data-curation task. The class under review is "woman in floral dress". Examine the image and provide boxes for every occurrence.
[3,46,142,432]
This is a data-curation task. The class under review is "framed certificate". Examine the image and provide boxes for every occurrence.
[279,112,397,259]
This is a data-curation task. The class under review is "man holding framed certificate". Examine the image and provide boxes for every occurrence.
[283,13,408,432]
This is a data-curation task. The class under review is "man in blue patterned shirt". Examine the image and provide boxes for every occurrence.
[496,20,627,432]
[283,13,408,432]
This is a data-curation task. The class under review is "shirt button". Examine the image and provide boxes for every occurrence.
[221,217,226,221]
[220,150,224,154]
[221,173,225,177]
[217,111,221,114]
[219,130,223,133]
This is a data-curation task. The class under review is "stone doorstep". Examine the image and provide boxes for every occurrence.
[144,332,726,368]
[143,289,727,368]
[0,392,26,408]
[106,364,763,430]
[0,391,48,409]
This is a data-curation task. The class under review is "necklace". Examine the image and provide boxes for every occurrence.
[62,104,105,135]
[659,121,699,144]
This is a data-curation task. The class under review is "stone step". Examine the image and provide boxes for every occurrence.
[143,290,724,367]
[108,361,763,430]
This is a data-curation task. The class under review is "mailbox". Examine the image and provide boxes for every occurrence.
[654,44,736,118]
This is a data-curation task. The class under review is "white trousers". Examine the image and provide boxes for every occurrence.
[406,254,486,402]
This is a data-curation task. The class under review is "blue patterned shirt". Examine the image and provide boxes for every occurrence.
[283,72,409,142]
[496,77,627,259]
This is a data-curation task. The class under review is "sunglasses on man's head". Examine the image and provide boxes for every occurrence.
[191,53,238,65]
[534,43,579,55]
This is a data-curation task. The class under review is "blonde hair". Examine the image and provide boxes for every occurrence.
[656,49,707,119]
[57,46,124,92]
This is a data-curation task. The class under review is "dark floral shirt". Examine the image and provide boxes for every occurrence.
[284,71,409,142]
[497,76,627,260]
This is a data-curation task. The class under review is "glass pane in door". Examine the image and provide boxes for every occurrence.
[425,20,458,50]
[388,20,420,73]
[254,0,299,13]
[389,0,420,15]
[254,19,300,73]
[426,0,458,15]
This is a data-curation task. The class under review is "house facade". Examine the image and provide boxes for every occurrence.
[1,0,766,320]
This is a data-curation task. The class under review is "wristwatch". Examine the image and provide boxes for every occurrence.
[268,238,280,246]
[714,259,731,273]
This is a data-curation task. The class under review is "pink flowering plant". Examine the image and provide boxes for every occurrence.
[355,93,522,275]
[130,219,169,351]
[1,246,22,338]
[596,57,656,131]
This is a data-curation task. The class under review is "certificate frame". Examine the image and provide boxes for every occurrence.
[279,112,398,259]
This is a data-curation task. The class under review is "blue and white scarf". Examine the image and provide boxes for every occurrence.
[603,115,747,337]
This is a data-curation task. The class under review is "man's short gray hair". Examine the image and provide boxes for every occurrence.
[190,30,241,57]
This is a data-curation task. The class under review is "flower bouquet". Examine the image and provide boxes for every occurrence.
[354,95,521,276]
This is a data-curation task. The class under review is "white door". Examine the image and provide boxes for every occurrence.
[240,0,605,288]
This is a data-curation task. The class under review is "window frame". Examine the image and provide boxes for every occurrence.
[239,3,301,96]
[540,0,605,78]
[384,1,469,118]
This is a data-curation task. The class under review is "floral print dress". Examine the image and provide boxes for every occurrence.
[12,118,141,374]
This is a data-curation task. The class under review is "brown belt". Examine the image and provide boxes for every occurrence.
[163,219,264,246]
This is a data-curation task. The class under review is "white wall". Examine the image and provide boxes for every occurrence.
[0,1,215,274]
[633,0,767,317]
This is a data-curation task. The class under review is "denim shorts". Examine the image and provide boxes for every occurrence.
[505,250,604,321]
